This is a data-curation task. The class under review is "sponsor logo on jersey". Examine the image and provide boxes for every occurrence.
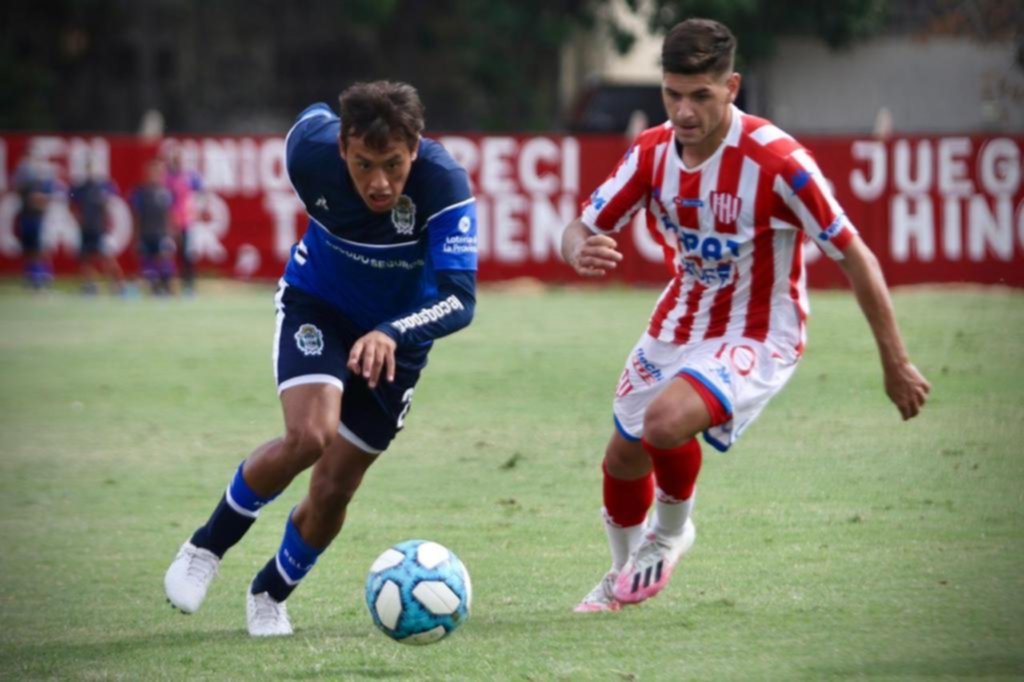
[679,232,741,260]
[391,195,416,235]
[390,295,464,334]
[326,241,424,270]
[443,214,478,255]
[675,197,704,208]
[682,258,736,287]
[294,323,325,356]
[819,215,844,241]
[443,233,477,255]
[315,195,329,211]
[709,191,742,225]
[790,169,812,192]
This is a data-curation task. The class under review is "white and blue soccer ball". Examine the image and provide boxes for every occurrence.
[365,539,472,645]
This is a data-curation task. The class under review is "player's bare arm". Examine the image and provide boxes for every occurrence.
[347,330,397,389]
[838,236,931,420]
[561,219,623,277]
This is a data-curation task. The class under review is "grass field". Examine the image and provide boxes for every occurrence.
[0,281,1022,681]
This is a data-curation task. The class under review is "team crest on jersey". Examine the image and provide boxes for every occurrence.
[390,195,416,235]
[294,323,324,356]
[708,191,743,225]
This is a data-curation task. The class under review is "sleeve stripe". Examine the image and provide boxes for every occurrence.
[426,196,476,223]
[750,124,793,147]
[309,217,419,249]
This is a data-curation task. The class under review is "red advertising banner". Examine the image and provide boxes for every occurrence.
[2,131,1021,287]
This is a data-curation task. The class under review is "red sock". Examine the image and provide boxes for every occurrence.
[602,460,653,527]
[643,437,702,501]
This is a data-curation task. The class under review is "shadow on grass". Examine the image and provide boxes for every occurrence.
[2,628,415,680]
[282,669,412,680]
[807,654,1024,679]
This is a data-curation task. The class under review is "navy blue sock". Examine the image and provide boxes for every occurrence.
[251,513,323,602]
[190,462,279,558]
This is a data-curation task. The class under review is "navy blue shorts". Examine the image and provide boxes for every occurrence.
[80,229,102,257]
[139,233,173,258]
[274,282,428,454]
[17,215,42,253]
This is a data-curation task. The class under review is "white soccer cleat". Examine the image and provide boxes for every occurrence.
[613,518,696,604]
[573,571,622,613]
[164,541,220,614]
[247,586,293,637]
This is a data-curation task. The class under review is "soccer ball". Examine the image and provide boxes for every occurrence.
[365,539,472,645]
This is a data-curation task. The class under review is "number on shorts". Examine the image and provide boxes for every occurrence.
[396,388,415,429]
[713,342,756,376]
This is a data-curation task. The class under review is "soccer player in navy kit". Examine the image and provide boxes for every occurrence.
[164,81,479,636]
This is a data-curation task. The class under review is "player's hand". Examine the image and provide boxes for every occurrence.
[348,331,397,389]
[569,234,623,277]
[884,361,930,420]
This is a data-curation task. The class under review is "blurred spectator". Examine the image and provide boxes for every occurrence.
[12,155,56,290]
[69,158,126,295]
[130,158,176,295]
[164,146,204,295]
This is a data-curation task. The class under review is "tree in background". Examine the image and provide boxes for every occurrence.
[608,0,887,68]
[0,0,956,133]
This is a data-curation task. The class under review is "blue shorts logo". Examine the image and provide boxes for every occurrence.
[294,323,325,357]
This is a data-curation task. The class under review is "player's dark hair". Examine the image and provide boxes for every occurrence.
[661,18,736,76]
[338,81,425,153]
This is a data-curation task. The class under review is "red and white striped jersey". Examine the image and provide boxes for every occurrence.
[581,106,857,355]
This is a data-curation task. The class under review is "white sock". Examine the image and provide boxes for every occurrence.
[651,487,696,538]
[602,508,647,571]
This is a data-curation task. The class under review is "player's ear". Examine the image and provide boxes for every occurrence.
[726,72,741,104]
[337,133,347,161]
[410,136,420,162]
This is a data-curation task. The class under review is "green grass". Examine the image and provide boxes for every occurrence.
[1,281,1022,681]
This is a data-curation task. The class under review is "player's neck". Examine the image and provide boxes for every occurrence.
[679,106,733,168]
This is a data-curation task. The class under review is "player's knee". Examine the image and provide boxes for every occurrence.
[643,403,699,450]
[282,423,334,466]
[604,440,650,479]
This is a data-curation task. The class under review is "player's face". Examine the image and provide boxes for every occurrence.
[146,161,165,184]
[662,70,740,161]
[340,134,419,213]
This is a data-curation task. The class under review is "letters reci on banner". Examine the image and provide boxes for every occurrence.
[1,131,1021,287]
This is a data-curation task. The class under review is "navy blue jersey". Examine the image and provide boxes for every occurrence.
[71,179,119,233]
[131,185,173,238]
[283,103,478,347]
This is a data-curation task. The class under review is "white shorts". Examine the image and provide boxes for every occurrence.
[612,333,800,452]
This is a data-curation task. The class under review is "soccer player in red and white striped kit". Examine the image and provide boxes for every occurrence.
[562,18,931,612]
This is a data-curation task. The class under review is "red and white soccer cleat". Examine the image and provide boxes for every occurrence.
[612,518,695,604]
[573,571,622,613]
